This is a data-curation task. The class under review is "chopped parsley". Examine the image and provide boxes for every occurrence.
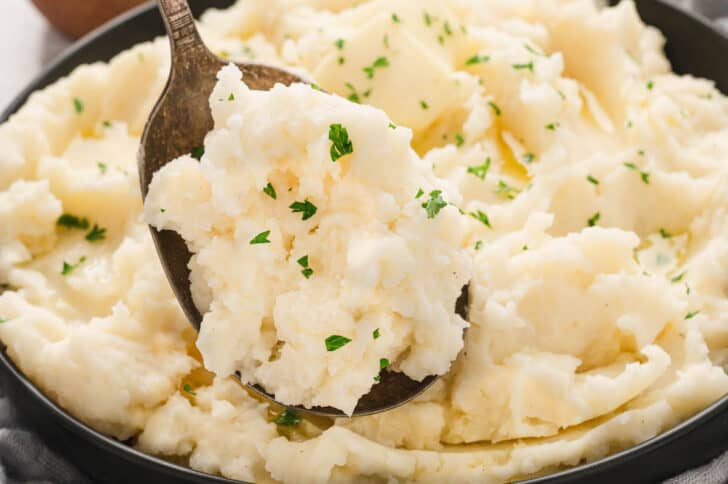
[474,240,483,250]
[545,122,560,131]
[191,146,205,160]
[334,38,345,49]
[85,225,107,243]
[73,97,84,114]
[522,245,529,251]
[524,43,545,56]
[374,375,381,382]
[624,162,639,171]
[250,231,271,245]
[391,13,401,23]
[467,158,491,180]
[383,34,389,48]
[0,318,6,324]
[671,272,686,283]
[421,190,447,219]
[647,80,654,90]
[659,228,672,239]
[513,61,535,72]
[373,328,381,339]
[325,335,352,352]
[587,175,599,185]
[470,210,492,228]
[380,358,390,369]
[228,93,235,101]
[57,214,90,230]
[685,311,700,320]
[310,83,321,91]
[363,56,390,79]
[160,208,166,213]
[588,212,601,227]
[523,153,535,164]
[263,182,277,200]
[275,409,301,426]
[388,122,397,130]
[641,172,651,184]
[495,180,520,200]
[102,120,112,128]
[297,255,314,279]
[424,12,433,26]
[289,199,318,221]
[415,188,425,199]
[420,100,430,110]
[344,83,369,104]
[455,133,465,147]
[61,256,86,276]
[338,56,345,65]
[443,21,453,36]
[465,54,490,66]
[329,124,353,161]
[183,384,196,396]
[97,162,108,174]
[488,101,502,116]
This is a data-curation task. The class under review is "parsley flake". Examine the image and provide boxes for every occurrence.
[57,214,90,230]
[470,210,492,228]
[545,122,560,131]
[467,158,491,180]
[474,240,483,250]
[329,124,353,161]
[297,255,314,279]
[334,38,345,50]
[290,199,318,221]
[388,122,397,130]
[374,375,381,382]
[102,120,112,128]
[641,172,651,184]
[250,231,271,245]
[380,358,390,369]
[455,133,465,147]
[415,188,425,199]
[373,328,381,339]
[685,311,700,320]
[97,162,107,174]
[523,153,535,164]
[624,162,639,171]
[263,182,277,200]
[73,97,84,114]
[422,190,447,219]
[363,56,390,79]
[659,228,672,239]
[61,256,86,276]
[325,335,352,352]
[275,409,301,426]
[588,212,601,227]
[647,80,654,90]
[465,54,490,66]
[495,180,520,200]
[228,93,235,101]
[513,61,535,72]
[671,272,686,283]
[85,225,107,243]
[391,13,401,23]
[191,146,205,160]
[524,44,545,56]
[183,384,196,396]
[424,12,433,26]
[488,101,502,116]
[587,175,599,185]
[420,100,430,110]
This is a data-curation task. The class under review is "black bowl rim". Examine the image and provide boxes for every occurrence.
[2,1,728,483]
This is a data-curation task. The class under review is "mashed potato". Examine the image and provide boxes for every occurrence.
[1,0,728,482]
[144,65,470,414]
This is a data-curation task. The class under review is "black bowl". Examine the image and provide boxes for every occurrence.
[2,1,728,483]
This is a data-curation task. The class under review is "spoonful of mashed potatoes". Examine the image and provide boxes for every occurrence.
[140,0,470,417]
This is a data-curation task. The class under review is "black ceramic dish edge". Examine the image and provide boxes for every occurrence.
[2,0,728,483]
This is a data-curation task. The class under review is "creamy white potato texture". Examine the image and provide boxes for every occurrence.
[1,0,728,482]
[144,65,470,415]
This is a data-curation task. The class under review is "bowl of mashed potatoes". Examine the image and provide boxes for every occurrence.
[2,0,728,483]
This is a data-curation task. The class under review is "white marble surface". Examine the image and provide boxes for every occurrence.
[0,0,70,110]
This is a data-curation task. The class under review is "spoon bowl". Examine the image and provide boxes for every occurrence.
[139,0,468,417]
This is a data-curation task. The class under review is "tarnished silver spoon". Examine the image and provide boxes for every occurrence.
[138,0,468,417]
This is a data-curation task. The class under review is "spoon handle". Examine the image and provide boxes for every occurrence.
[157,0,206,59]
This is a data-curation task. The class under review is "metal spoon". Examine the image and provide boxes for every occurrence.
[138,0,468,417]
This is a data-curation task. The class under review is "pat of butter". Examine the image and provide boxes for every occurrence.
[314,12,468,132]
